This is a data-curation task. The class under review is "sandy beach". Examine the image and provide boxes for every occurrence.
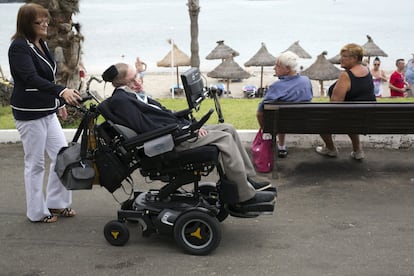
[86,68,392,100]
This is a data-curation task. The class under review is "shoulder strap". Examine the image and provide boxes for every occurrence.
[72,111,93,160]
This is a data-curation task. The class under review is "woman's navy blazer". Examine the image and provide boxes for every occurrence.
[8,38,66,120]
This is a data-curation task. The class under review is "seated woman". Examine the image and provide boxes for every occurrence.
[316,43,376,160]
[101,63,275,214]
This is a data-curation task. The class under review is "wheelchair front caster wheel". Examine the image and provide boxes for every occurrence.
[104,220,130,246]
[173,210,221,255]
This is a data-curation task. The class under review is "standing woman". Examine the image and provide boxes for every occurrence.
[8,3,82,223]
[316,43,375,160]
[371,57,388,97]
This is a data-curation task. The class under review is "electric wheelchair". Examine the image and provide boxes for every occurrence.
[70,68,276,255]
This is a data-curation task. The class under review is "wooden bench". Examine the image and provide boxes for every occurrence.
[263,102,414,175]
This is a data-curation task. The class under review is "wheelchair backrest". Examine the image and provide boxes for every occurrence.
[181,68,206,111]
[95,98,138,141]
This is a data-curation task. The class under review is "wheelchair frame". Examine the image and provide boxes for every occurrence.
[73,68,274,255]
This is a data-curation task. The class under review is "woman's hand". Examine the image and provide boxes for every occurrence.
[61,89,82,106]
[58,106,68,120]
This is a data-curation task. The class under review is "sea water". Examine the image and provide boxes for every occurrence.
[0,0,413,75]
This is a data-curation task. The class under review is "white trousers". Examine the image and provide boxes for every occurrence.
[15,114,72,221]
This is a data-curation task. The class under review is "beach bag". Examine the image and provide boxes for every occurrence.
[251,128,273,173]
[55,142,95,190]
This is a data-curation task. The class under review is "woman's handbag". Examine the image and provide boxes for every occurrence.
[251,128,274,173]
[55,113,95,190]
[55,142,95,190]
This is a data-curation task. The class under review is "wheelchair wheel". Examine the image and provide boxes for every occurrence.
[198,183,229,222]
[104,220,130,246]
[173,211,221,255]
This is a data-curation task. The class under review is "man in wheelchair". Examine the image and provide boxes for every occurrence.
[100,63,276,215]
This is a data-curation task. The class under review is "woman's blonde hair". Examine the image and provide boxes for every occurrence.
[340,43,365,62]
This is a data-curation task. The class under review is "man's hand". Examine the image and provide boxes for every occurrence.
[198,127,208,137]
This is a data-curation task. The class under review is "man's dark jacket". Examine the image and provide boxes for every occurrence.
[106,89,190,135]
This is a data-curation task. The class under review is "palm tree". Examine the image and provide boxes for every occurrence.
[187,0,200,68]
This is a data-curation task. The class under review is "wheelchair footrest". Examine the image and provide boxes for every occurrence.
[227,200,275,217]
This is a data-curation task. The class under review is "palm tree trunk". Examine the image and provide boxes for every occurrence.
[188,0,200,68]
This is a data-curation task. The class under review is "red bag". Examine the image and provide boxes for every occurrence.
[251,128,274,173]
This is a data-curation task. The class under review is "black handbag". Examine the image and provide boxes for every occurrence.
[55,113,95,190]
[94,145,130,193]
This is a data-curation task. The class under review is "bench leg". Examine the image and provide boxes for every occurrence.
[271,134,279,179]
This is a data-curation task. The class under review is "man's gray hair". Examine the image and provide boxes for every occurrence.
[276,51,299,71]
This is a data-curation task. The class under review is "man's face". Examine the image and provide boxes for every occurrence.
[397,60,405,71]
[125,66,143,91]
[274,61,290,77]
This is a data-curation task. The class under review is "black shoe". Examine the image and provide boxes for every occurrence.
[247,177,277,194]
[278,149,288,158]
[228,191,275,215]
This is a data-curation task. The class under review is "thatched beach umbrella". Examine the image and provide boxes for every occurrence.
[244,42,276,91]
[328,53,341,64]
[283,40,312,59]
[207,54,250,94]
[362,34,388,64]
[206,40,239,61]
[157,41,191,92]
[301,51,342,97]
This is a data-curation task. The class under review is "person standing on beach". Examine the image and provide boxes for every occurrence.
[315,43,375,160]
[256,51,313,158]
[389,58,408,97]
[405,54,414,96]
[135,57,147,84]
[8,3,81,223]
[371,57,388,97]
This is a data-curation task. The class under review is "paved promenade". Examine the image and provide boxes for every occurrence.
[1,143,414,275]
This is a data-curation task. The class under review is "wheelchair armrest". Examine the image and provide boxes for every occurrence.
[123,124,179,149]
[173,108,214,144]
[190,108,214,131]
[173,108,192,119]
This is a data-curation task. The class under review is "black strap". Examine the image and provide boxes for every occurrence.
[72,111,92,160]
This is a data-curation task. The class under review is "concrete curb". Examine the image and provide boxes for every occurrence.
[2,129,414,149]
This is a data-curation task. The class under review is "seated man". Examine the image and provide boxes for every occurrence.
[256,51,313,158]
[101,63,275,214]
